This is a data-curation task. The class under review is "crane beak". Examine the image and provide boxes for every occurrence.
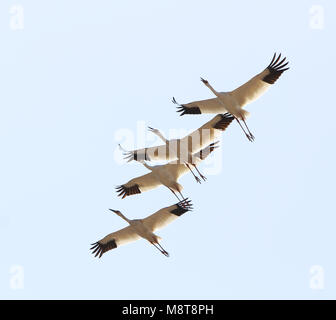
[148,126,155,131]
[200,77,209,84]
[109,209,119,214]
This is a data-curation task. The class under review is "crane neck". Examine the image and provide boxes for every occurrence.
[155,131,168,144]
[118,212,131,224]
[206,83,219,96]
[142,162,154,171]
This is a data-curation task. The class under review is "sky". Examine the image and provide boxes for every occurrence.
[0,0,335,299]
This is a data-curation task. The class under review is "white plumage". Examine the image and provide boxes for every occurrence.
[116,142,219,201]
[120,114,234,183]
[91,52,291,261]
[90,199,193,258]
[173,53,289,141]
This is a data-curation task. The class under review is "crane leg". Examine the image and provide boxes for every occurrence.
[185,163,201,184]
[169,188,182,202]
[235,117,254,142]
[152,242,169,257]
[192,164,207,181]
[157,242,170,257]
[242,118,255,141]
[178,191,186,201]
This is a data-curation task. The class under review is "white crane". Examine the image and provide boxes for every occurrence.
[90,199,193,258]
[117,142,218,201]
[120,113,234,183]
[173,53,289,141]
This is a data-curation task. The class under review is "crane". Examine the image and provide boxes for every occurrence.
[120,113,234,183]
[117,142,219,201]
[90,199,193,258]
[173,53,289,141]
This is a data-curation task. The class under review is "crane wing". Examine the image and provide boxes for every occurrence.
[165,141,220,180]
[121,144,173,163]
[142,199,193,232]
[173,96,225,116]
[178,113,234,155]
[116,172,161,199]
[230,53,289,107]
[122,114,233,163]
[174,53,289,114]
[90,226,141,258]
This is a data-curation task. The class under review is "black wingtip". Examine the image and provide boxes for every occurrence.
[90,239,117,259]
[173,97,202,116]
[176,105,201,116]
[116,184,141,199]
[171,198,193,216]
[172,97,179,105]
[263,53,289,84]
[209,141,220,152]
[213,113,235,131]
[178,198,193,210]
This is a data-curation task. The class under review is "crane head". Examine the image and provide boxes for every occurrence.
[148,126,161,135]
[200,77,209,85]
[109,209,121,216]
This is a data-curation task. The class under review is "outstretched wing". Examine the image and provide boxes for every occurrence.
[230,53,289,107]
[193,141,220,162]
[173,96,225,116]
[121,144,172,163]
[142,199,193,232]
[166,141,220,180]
[90,226,140,258]
[174,53,289,114]
[122,114,233,163]
[116,172,161,199]
[178,113,233,155]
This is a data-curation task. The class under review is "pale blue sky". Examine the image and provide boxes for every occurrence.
[0,0,335,299]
